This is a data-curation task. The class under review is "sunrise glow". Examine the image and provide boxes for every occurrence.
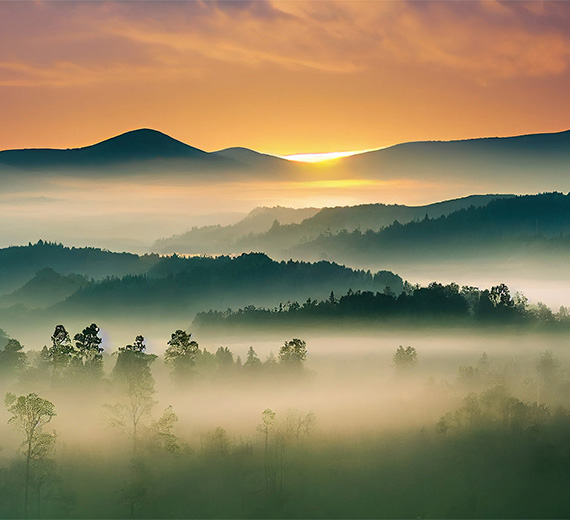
[279,149,381,163]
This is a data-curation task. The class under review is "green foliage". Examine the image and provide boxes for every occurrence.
[109,336,158,453]
[215,346,234,369]
[164,330,199,384]
[203,426,230,457]
[48,324,74,381]
[194,281,551,331]
[146,406,180,454]
[5,392,57,518]
[244,346,262,368]
[0,338,28,376]
[71,323,104,381]
[392,345,417,370]
[278,338,307,369]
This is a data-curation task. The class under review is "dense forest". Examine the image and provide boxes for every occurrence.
[0,246,401,323]
[290,192,570,263]
[0,241,158,295]
[193,281,566,333]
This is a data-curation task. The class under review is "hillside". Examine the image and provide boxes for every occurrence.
[1,127,569,188]
[0,241,159,295]
[152,205,321,254]
[0,267,90,309]
[0,129,236,171]
[288,192,570,266]
[336,129,570,187]
[152,194,511,256]
[54,253,401,318]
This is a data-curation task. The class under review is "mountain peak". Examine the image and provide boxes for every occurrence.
[82,128,208,159]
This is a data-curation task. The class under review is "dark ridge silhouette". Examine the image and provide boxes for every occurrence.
[338,128,570,182]
[2,127,568,183]
[0,241,159,295]
[0,128,238,170]
[289,192,570,264]
[0,267,90,309]
[212,147,290,168]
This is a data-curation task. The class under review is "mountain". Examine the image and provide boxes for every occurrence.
[212,147,290,169]
[0,267,90,309]
[2,127,569,189]
[335,129,570,187]
[53,252,400,319]
[152,205,321,254]
[0,241,159,295]
[0,128,238,171]
[287,192,570,268]
[152,194,511,256]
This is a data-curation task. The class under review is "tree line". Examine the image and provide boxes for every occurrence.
[194,281,567,329]
[4,336,570,518]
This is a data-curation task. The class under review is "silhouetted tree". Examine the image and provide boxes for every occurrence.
[48,325,73,383]
[278,338,307,371]
[393,345,417,371]
[257,408,277,493]
[107,336,157,454]
[164,330,199,385]
[72,323,104,381]
[145,405,179,454]
[215,347,234,370]
[5,392,56,518]
[0,339,27,377]
[244,346,262,369]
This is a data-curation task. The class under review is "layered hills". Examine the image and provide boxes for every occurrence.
[1,127,568,190]
[152,194,512,256]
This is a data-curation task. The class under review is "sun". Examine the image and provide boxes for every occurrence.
[277,148,382,163]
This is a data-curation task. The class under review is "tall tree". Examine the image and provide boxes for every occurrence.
[48,325,73,384]
[257,408,276,494]
[72,323,104,381]
[108,336,157,454]
[278,338,307,371]
[0,338,27,377]
[5,393,56,518]
[244,346,262,368]
[164,330,199,385]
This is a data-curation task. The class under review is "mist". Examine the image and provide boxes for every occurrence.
[2,323,570,518]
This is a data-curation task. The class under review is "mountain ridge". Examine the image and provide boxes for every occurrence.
[2,127,569,171]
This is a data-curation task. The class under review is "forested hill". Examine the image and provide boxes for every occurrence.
[56,253,402,317]
[152,194,510,256]
[289,192,570,264]
[194,282,564,331]
[152,206,320,255]
[0,241,159,295]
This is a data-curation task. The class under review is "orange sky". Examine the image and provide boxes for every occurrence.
[1,0,569,155]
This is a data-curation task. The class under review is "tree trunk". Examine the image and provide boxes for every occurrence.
[24,438,32,518]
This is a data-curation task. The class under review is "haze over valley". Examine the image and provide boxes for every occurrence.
[2,1,570,518]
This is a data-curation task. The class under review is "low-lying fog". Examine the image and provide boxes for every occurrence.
[3,329,570,441]
[3,327,570,518]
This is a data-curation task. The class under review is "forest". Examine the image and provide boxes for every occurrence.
[194,281,565,332]
[2,322,570,518]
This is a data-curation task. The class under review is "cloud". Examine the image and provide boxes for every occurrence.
[1,0,569,90]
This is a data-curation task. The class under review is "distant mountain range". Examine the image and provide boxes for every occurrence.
[1,128,569,189]
[2,192,570,337]
[336,129,570,183]
[0,128,301,177]
[152,194,512,256]
[287,192,570,274]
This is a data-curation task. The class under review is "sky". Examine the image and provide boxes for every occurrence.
[1,0,570,155]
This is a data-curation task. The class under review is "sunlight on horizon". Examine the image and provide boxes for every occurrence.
[278,147,385,163]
